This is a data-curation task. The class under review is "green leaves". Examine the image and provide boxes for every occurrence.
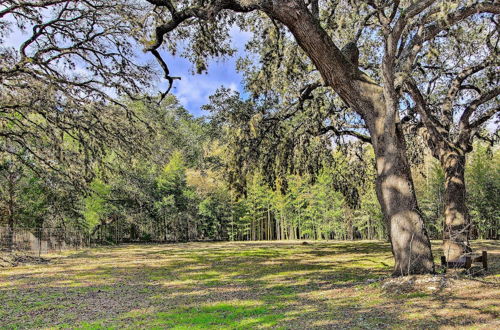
[83,179,112,231]
[465,142,500,238]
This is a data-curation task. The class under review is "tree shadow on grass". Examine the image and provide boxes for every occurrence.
[1,241,498,328]
[304,241,392,255]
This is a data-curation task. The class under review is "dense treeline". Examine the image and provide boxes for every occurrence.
[1,95,497,248]
[2,0,499,276]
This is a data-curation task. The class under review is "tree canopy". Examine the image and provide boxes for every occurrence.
[0,0,499,276]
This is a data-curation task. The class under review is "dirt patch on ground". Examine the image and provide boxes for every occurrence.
[381,270,499,295]
[0,251,50,268]
[381,275,450,294]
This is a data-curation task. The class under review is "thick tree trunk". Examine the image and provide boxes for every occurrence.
[268,1,434,275]
[371,122,435,275]
[440,150,471,261]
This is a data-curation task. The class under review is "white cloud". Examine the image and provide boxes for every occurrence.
[228,82,239,92]
[167,27,252,116]
[172,63,243,116]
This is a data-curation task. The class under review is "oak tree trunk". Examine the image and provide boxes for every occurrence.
[440,150,471,261]
[371,121,434,275]
[268,1,435,275]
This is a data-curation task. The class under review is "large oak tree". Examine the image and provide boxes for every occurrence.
[404,13,499,261]
[2,0,498,275]
[141,0,499,275]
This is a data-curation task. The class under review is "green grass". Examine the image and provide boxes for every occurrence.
[0,240,498,329]
[151,301,282,329]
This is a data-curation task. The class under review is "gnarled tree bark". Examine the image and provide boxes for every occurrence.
[441,149,471,262]
[407,74,499,263]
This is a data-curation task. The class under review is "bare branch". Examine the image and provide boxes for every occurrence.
[150,49,181,102]
[405,80,447,143]
[389,0,436,57]
[354,10,376,43]
[443,61,494,124]
[399,1,500,73]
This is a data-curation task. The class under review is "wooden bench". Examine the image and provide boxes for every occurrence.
[441,251,488,271]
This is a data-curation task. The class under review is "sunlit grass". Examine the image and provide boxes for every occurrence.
[0,240,498,328]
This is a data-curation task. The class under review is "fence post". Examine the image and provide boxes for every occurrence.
[38,228,42,257]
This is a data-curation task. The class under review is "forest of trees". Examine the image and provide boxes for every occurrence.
[1,94,498,247]
[0,0,499,276]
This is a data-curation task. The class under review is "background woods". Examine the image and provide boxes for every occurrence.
[0,0,498,275]
[1,93,498,247]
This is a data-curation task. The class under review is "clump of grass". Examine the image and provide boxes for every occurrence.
[151,300,283,329]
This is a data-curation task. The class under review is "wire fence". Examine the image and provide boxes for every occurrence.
[0,227,89,255]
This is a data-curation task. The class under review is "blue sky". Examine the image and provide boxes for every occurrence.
[4,14,251,118]
[163,53,242,117]
[159,28,252,117]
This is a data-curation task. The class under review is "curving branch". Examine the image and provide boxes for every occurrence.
[464,86,500,129]
[405,80,447,141]
[150,49,181,102]
[389,0,436,57]
[144,0,260,98]
[442,61,495,126]
[145,0,261,51]
[398,1,500,72]
[317,126,371,144]
[0,0,68,18]
[354,10,376,43]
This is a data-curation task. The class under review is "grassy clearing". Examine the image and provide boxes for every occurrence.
[0,240,499,329]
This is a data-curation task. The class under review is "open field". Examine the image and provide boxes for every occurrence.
[0,240,499,329]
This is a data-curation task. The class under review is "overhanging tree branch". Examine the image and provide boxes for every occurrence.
[398,1,500,72]
[317,126,371,144]
[144,0,260,97]
[461,86,500,129]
